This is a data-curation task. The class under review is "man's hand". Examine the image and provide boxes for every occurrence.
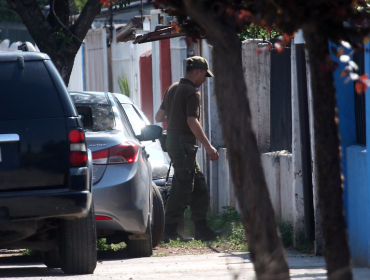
[205,145,219,161]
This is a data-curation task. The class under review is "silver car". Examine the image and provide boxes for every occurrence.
[113,93,173,203]
[70,91,164,257]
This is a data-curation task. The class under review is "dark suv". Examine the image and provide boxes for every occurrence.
[0,51,97,274]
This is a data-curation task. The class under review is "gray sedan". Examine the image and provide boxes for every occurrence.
[70,91,164,257]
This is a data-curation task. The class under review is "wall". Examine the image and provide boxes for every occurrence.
[241,40,271,152]
[346,145,369,266]
[332,40,370,266]
[111,38,151,107]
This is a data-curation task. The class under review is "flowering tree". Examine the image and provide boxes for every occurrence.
[154,0,370,279]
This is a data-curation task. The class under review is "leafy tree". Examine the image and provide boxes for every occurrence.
[154,0,370,279]
[5,0,102,85]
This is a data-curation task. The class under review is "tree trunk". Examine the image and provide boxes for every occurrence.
[6,0,101,86]
[302,24,353,280]
[183,1,290,279]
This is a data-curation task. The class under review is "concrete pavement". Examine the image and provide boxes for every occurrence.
[0,250,369,279]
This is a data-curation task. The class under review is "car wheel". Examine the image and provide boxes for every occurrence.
[42,246,60,268]
[151,182,165,248]
[59,203,97,274]
[127,215,153,258]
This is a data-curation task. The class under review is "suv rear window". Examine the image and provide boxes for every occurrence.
[0,61,64,120]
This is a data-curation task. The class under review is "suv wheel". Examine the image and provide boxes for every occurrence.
[42,246,60,268]
[151,182,165,248]
[59,203,97,274]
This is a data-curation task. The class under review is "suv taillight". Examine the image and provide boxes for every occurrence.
[92,142,140,165]
[68,129,87,167]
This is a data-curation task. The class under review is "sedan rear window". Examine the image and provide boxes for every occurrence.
[75,104,115,132]
[121,104,147,135]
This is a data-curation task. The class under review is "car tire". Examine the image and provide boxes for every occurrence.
[42,246,61,268]
[127,216,153,258]
[59,203,97,274]
[151,182,165,248]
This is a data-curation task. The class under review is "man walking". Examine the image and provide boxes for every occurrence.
[155,56,219,242]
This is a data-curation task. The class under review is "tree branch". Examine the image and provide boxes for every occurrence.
[70,0,102,41]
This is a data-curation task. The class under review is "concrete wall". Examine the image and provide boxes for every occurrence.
[241,40,271,152]
[290,41,305,242]
[261,151,293,221]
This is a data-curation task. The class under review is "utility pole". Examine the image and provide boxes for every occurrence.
[109,0,113,45]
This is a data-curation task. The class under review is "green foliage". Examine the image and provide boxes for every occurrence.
[238,24,283,40]
[97,238,126,251]
[117,73,130,97]
[54,27,73,48]
[277,219,293,248]
[22,249,40,256]
[277,219,314,254]
[294,230,314,254]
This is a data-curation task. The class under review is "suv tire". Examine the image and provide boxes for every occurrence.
[42,246,60,268]
[151,182,165,248]
[59,203,97,274]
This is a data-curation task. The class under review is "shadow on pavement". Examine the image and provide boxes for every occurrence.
[0,250,129,278]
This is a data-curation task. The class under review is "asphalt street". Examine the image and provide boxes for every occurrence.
[0,250,369,280]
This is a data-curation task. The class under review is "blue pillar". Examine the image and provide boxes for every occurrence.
[330,42,356,216]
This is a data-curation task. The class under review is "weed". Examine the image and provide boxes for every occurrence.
[22,249,40,256]
[277,219,293,248]
[117,74,130,97]
[152,253,167,257]
[97,238,126,251]
[294,230,314,254]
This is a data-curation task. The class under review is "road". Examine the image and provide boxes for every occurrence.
[0,250,369,279]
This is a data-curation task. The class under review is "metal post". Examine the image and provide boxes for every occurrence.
[295,32,315,240]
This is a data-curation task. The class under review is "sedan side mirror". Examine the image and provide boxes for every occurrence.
[136,125,163,142]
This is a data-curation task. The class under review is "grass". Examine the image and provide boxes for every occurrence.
[277,219,314,254]
[160,206,248,253]
[117,74,130,97]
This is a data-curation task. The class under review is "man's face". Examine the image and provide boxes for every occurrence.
[194,69,207,87]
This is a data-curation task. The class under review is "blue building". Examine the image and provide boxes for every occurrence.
[333,42,370,267]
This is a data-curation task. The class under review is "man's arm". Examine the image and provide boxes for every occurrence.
[155,108,166,123]
[187,117,219,161]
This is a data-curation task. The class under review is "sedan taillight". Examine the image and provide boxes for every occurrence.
[92,142,140,165]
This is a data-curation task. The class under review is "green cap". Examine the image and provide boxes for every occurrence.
[186,56,214,77]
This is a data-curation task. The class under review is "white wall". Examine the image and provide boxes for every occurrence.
[111,39,151,107]
[68,45,84,91]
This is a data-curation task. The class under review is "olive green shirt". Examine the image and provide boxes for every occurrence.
[160,79,200,135]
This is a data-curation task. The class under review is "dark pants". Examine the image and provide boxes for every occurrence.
[165,134,209,226]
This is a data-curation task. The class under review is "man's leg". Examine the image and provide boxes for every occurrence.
[190,160,219,241]
[163,135,195,241]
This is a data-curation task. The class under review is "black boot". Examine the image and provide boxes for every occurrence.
[194,220,219,241]
[162,224,185,243]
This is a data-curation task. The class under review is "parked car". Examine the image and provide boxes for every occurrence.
[69,91,165,257]
[0,49,96,274]
[113,93,173,204]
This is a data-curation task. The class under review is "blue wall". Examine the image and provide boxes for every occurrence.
[346,145,368,266]
[330,42,356,216]
[333,41,370,266]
